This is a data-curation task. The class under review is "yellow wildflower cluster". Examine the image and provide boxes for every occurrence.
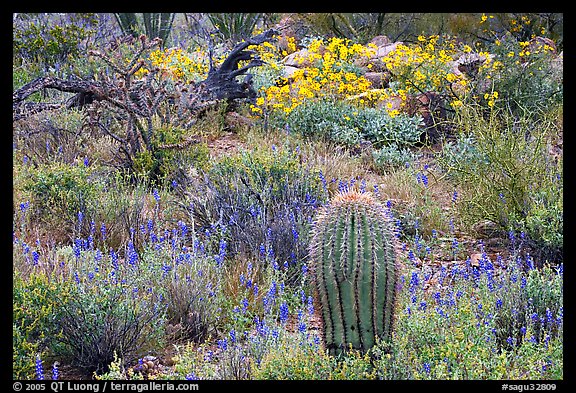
[137,48,211,82]
[382,35,468,108]
[483,91,499,107]
[251,37,377,116]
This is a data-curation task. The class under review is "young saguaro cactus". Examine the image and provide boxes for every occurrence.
[309,189,398,355]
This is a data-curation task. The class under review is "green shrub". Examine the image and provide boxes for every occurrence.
[141,246,223,342]
[372,144,417,172]
[251,335,334,380]
[32,241,169,374]
[188,143,326,284]
[132,125,211,186]
[13,13,98,74]
[13,270,75,379]
[21,160,105,240]
[438,107,562,264]
[474,32,563,116]
[276,99,423,149]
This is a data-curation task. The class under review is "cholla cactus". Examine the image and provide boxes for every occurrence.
[309,189,398,355]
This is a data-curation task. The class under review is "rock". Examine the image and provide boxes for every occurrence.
[354,41,403,70]
[404,91,446,143]
[376,94,404,112]
[372,42,404,59]
[368,35,392,47]
[527,36,557,55]
[281,65,304,80]
[282,46,324,68]
[472,220,501,237]
[452,52,495,79]
[469,253,482,267]
[363,71,391,88]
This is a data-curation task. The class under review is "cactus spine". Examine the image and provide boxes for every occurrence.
[309,190,398,355]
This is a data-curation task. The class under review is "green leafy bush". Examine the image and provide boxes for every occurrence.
[142,246,223,342]
[372,144,417,171]
[54,267,167,374]
[438,107,562,264]
[13,13,98,75]
[188,144,326,283]
[21,161,104,238]
[13,270,75,379]
[475,32,563,116]
[277,98,423,149]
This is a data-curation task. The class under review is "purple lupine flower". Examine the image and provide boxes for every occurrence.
[214,239,227,267]
[307,296,314,316]
[423,363,431,374]
[421,173,429,187]
[259,244,266,258]
[35,355,45,380]
[110,249,119,270]
[409,272,419,291]
[127,241,138,266]
[100,223,107,240]
[52,362,59,380]
[291,226,299,242]
[153,188,160,203]
[520,276,527,289]
[546,308,554,324]
[19,201,30,213]
[32,250,40,266]
[298,320,307,334]
[319,170,327,191]
[408,249,416,264]
[218,338,228,351]
[279,302,289,323]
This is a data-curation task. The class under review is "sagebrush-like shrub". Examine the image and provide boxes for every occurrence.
[186,144,326,284]
[277,98,423,149]
[21,160,105,239]
[13,270,75,379]
[438,107,562,264]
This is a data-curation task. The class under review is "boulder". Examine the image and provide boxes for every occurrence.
[404,91,447,144]
[355,41,403,71]
[527,36,557,55]
[363,71,391,89]
[281,46,325,68]
[368,35,392,47]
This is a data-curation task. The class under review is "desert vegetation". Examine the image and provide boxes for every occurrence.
[13,13,563,381]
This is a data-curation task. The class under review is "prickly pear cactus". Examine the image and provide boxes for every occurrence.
[309,189,398,355]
